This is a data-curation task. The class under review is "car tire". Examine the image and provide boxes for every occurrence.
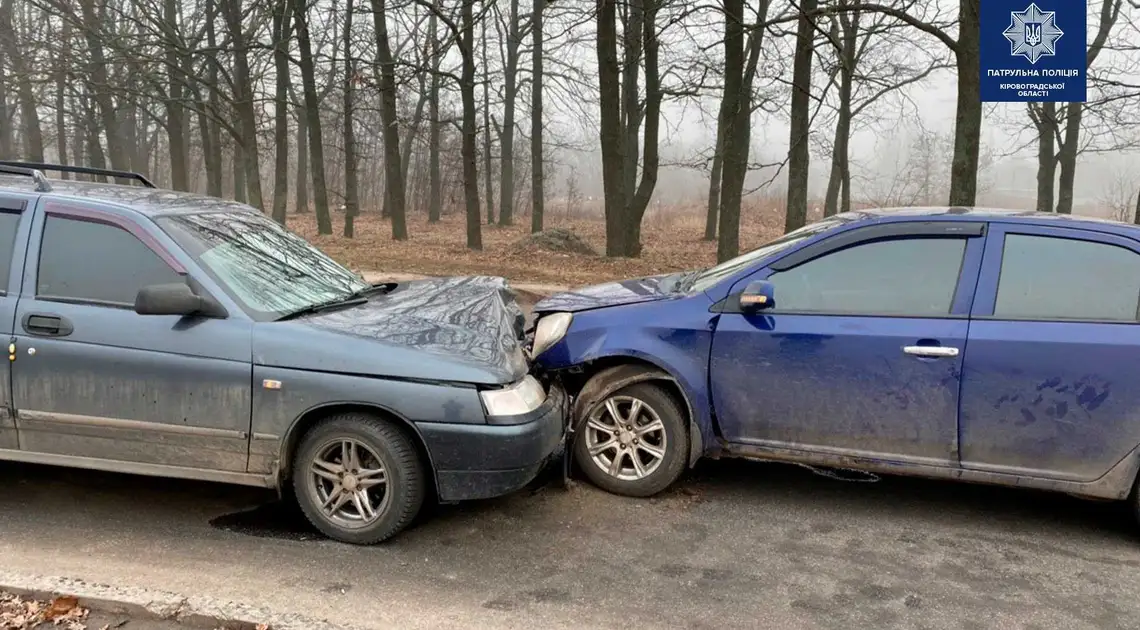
[292,412,426,545]
[573,382,687,497]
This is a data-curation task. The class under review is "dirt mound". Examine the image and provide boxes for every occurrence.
[509,228,598,256]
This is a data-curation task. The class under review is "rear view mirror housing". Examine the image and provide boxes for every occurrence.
[737,280,775,312]
[135,280,227,318]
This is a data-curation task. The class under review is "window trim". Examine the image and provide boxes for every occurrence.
[714,231,979,318]
[980,229,1140,325]
[0,198,27,296]
[766,220,985,272]
[43,203,186,273]
[35,204,187,308]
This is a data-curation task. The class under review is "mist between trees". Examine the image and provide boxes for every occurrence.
[0,0,1137,261]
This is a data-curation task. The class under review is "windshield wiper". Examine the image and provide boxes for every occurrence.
[274,295,369,321]
[673,269,705,293]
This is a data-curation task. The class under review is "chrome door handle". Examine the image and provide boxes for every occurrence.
[903,345,959,358]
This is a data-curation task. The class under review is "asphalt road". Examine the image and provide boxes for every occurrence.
[2,458,1139,630]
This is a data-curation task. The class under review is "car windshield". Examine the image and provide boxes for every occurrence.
[685,215,854,293]
[157,211,370,319]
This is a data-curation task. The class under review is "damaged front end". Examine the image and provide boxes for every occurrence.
[522,308,575,488]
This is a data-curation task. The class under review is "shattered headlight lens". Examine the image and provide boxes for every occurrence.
[530,312,572,359]
[481,375,547,418]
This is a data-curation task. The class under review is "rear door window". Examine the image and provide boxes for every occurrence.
[993,233,1140,321]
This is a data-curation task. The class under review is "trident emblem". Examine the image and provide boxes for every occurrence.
[1024,22,1042,46]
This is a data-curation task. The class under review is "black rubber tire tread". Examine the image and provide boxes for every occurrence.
[573,382,688,498]
[292,412,425,545]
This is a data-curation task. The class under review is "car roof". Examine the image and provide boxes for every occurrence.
[836,205,1140,237]
[0,173,259,218]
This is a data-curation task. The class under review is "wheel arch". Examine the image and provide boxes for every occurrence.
[276,401,439,500]
[563,357,706,468]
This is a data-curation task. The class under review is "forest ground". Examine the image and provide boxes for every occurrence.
[290,207,791,286]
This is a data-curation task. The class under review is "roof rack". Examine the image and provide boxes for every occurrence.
[0,161,156,189]
[0,164,53,192]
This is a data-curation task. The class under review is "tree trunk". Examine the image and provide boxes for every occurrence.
[1,0,43,161]
[481,15,495,225]
[716,0,767,261]
[371,0,408,239]
[704,119,725,241]
[232,141,247,203]
[83,86,107,176]
[622,0,660,257]
[597,0,625,255]
[295,110,309,212]
[499,0,521,226]
[343,0,359,237]
[270,0,292,224]
[200,0,223,197]
[221,0,265,211]
[824,7,857,217]
[715,0,745,260]
[529,0,544,233]
[784,0,817,233]
[428,0,442,223]
[1053,0,1119,214]
[294,0,333,233]
[1054,102,1081,214]
[54,14,70,174]
[398,93,427,201]
[1030,102,1056,213]
[460,0,482,249]
[79,1,124,169]
[163,0,189,189]
[948,0,981,206]
[1134,188,1140,225]
[0,0,44,161]
[0,60,11,159]
[620,0,645,228]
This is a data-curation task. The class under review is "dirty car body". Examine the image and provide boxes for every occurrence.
[0,163,565,545]
[531,207,1140,516]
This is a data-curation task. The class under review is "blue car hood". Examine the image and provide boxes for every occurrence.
[253,276,529,385]
[533,274,675,314]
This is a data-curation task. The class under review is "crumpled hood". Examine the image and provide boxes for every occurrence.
[533,274,676,314]
[253,276,529,385]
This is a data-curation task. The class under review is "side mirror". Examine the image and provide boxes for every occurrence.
[738,280,775,312]
[134,281,225,318]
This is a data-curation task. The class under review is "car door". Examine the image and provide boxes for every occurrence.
[0,193,34,451]
[709,221,986,465]
[959,222,1140,481]
[11,201,254,472]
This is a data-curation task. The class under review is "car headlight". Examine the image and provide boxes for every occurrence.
[530,312,572,358]
[480,375,547,418]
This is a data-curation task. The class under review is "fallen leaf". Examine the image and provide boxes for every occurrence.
[43,594,79,620]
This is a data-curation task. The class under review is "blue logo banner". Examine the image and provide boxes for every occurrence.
[980,0,1087,102]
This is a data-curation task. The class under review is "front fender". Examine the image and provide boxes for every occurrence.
[538,297,721,464]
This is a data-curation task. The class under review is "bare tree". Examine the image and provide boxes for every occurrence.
[597,0,661,257]
[343,0,360,237]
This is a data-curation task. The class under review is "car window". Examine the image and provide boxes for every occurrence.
[767,237,967,316]
[37,216,182,305]
[994,233,1140,322]
[0,208,23,293]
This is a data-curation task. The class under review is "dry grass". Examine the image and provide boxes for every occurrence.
[290,204,790,286]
